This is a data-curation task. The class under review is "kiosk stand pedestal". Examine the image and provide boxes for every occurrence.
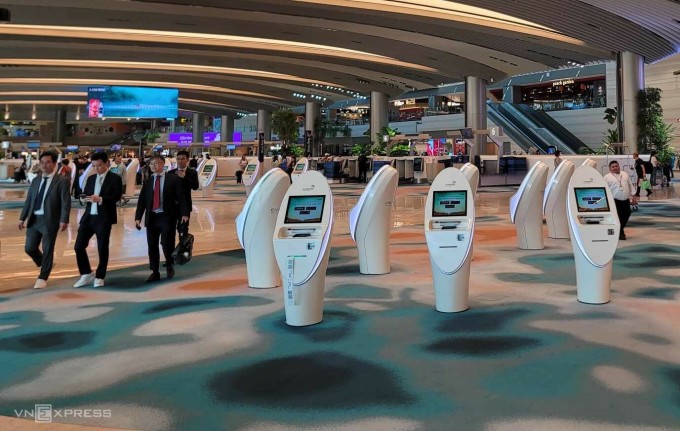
[425,167,475,313]
[461,163,479,196]
[198,159,217,198]
[236,169,290,288]
[273,170,333,326]
[349,165,399,274]
[509,161,549,250]
[124,158,139,197]
[543,160,575,239]
[291,157,309,182]
[567,165,619,304]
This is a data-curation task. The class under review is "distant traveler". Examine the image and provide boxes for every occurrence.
[603,160,636,240]
[169,150,199,226]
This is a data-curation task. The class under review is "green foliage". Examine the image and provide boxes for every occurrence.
[602,128,619,146]
[0,150,5,159]
[603,107,618,125]
[389,143,411,157]
[144,130,161,143]
[578,146,595,155]
[351,142,372,156]
[637,87,674,155]
[271,108,299,148]
[371,142,387,156]
[289,145,304,158]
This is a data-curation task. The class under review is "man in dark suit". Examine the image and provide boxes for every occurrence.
[73,152,123,288]
[135,155,189,282]
[168,150,199,226]
[18,151,71,289]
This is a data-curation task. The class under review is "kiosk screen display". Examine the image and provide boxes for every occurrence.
[203,165,214,174]
[284,195,325,224]
[574,187,610,212]
[295,163,306,171]
[246,164,256,172]
[432,190,467,217]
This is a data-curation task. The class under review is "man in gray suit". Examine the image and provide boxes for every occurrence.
[18,151,71,289]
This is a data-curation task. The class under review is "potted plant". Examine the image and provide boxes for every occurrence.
[271,108,299,155]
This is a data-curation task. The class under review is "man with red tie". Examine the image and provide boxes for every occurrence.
[135,155,189,283]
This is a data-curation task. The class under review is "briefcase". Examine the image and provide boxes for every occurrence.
[173,223,194,265]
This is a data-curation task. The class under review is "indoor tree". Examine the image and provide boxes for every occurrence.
[637,87,675,162]
[271,108,299,155]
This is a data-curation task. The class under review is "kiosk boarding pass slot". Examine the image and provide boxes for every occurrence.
[281,228,320,238]
[431,220,469,230]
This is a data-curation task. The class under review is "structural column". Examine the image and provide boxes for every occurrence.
[192,113,205,145]
[257,109,271,141]
[220,114,234,142]
[465,76,487,158]
[52,109,67,143]
[617,51,644,153]
[305,101,320,156]
[370,91,389,148]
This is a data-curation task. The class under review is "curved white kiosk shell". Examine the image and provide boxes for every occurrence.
[509,161,549,250]
[273,170,333,326]
[198,158,217,197]
[567,165,620,304]
[291,157,309,182]
[163,157,172,172]
[582,158,597,169]
[425,167,475,313]
[79,164,96,191]
[460,163,480,196]
[543,160,575,239]
[236,168,291,288]
[124,158,139,197]
[243,159,264,197]
[349,165,399,274]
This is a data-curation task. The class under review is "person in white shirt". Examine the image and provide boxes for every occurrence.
[603,160,637,240]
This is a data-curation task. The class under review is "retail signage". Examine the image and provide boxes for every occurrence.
[552,79,575,86]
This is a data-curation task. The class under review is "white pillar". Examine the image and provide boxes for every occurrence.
[370,91,389,147]
[257,109,271,141]
[192,113,205,145]
[465,76,487,158]
[305,102,320,156]
[618,51,644,153]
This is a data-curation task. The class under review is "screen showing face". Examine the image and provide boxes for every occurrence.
[574,187,610,212]
[432,190,467,217]
[295,163,306,171]
[284,195,325,224]
[203,165,214,173]
[246,164,256,172]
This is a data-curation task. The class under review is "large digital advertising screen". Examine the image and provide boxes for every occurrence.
[284,195,325,224]
[432,190,467,217]
[87,86,178,119]
[574,187,610,212]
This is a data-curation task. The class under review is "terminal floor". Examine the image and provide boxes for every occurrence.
[0,179,678,431]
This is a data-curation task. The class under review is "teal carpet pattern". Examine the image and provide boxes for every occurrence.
[0,201,679,431]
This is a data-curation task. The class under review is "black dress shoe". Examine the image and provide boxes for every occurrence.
[166,266,175,280]
[619,233,627,240]
[146,272,161,283]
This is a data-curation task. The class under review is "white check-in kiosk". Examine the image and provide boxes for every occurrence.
[242,159,264,197]
[349,165,399,274]
[79,163,96,191]
[236,168,291,288]
[582,158,597,169]
[198,158,217,198]
[425,167,475,313]
[124,158,139,197]
[460,162,480,196]
[291,157,309,182]
[543,160,575,239]
[273,170,333,326]
[509,161,549,250]
[567,165,620,304]
[163,157,172,172]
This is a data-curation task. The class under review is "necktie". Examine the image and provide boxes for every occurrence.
[152,175,161,211]
[34,176,48,212]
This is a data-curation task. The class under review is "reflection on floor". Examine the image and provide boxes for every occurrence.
[0,179,679,431]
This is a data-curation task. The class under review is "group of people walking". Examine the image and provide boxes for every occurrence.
[19,150,198,289]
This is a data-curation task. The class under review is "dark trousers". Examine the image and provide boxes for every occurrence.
[359,169,367,183]
[146,212,176,272]
[24,215,58,281]
[614,198,632,236]
[74,216,112,279]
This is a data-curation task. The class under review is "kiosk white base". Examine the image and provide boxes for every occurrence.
[202,182,215,198]
[283,252,330,326]
[573,247,612,304]
[358,242,389,275]
[432,257,471,312]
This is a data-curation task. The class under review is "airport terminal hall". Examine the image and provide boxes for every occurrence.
[2,1,680,431]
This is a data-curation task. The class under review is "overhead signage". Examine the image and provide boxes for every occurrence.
[552,79,575,87]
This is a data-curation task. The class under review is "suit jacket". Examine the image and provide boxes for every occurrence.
[135,173,189,225]
[80,172,123,226]
[168,166,199,208]
[20,173,71,230]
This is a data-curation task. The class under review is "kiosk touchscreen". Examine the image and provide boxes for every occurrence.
[349,165,399,274]
[509,161,549,250]
[460,162,480,196]
[425,167,475,313]
[236,168,291,288]
[543,160,575,239]
[273,170,333,326]
[198,158,217,198]
[291,157,309,182]
[242,159,263,197]
[567,165,619,304]
[124,158,139,197]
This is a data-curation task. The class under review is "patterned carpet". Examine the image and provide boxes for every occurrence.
[0,194,679,430]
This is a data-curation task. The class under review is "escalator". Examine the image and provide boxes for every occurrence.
[515,104,586,154]
[486,102,553,154]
